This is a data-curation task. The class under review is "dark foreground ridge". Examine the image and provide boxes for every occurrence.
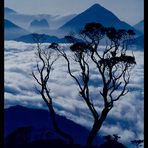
[4,105,127,148]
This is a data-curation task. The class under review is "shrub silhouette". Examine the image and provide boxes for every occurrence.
[131,139,144,148]
[98,134,127,148]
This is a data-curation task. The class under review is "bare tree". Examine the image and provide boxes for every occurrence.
[32,34,73,144]
[50,22,136,146]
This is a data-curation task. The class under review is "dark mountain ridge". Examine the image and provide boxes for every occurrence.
[4,105,101,145]
[4,105,128,148]
[4,7,17,14]
[133,20,144,34]
[4,19,29,40]
[15,33,67,43]
[59,3,138,35]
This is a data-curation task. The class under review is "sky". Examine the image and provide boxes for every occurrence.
[4,41,144,147]
[4,0,144,25]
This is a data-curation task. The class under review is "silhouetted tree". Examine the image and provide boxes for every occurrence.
[113,134,121,141]
[100,134,127,148]
[32,34,73,144]
[50,22,136,146]
[131,139,144,148]
[103,134,121,142]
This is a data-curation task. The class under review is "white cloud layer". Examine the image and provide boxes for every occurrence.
[4,41,144,147]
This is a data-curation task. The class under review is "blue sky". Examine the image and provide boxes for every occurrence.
[5,0,144,25]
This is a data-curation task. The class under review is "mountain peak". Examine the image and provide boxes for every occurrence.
[85,3,110,14]
[30,19,49,26]
[89,3,104,9]
[29,19,49,32]
[59,3,133,34]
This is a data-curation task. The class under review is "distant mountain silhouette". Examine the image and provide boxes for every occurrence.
[4,19,29,40]
[4,106,129,148]
[4,105,101,145]
[4,6,142,39]
[4,7,16,15]
[29,19,49,32]
[15,33,67,43]
[134,35,144,49]
[58,3,140,35]
[133,20,144,34]
[4,7,76,31]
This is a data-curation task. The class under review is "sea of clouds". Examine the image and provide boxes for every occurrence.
[4,41,144,147]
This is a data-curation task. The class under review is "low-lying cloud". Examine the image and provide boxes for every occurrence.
[4,41,144,147]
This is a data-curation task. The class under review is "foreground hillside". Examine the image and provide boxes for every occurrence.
[4,105,128,148]
[4,105,101,145]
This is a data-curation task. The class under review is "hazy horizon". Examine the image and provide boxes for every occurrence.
[5,0,144,25]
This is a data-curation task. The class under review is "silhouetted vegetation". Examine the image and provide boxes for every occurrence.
[5,126,128,148]
[98,134,127,148]
[50,22,136,146]
[32,34,73,144]
[131,139,144,148]
[32,22,136,146]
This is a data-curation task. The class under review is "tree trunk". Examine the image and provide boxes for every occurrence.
[86,108,110,146]
[48,105,74,145]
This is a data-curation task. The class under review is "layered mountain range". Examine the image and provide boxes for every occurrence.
[4,7,76,30]
[4,4,143,47]
[4,19,29,40]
